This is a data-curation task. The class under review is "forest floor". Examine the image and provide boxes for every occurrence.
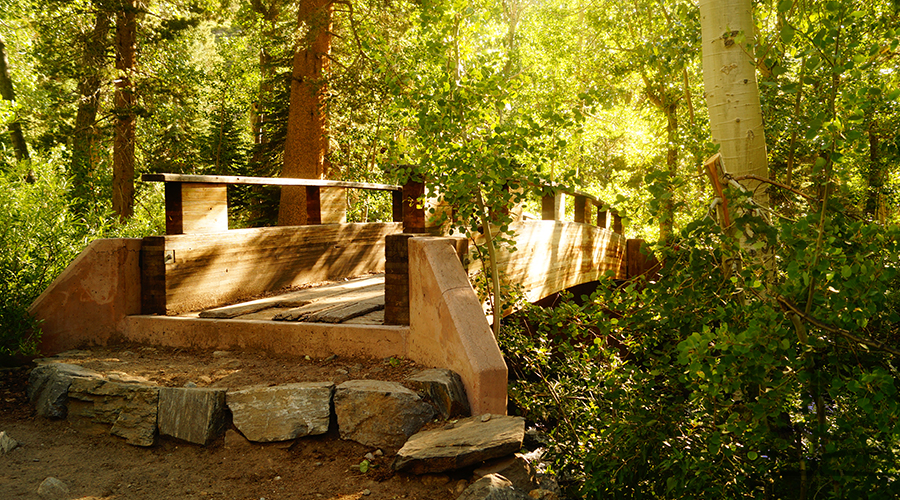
[0,344,476,500]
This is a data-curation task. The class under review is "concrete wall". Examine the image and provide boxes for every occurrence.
[123,316,409,360]
[28,238,143,355]
[407,237,508,415]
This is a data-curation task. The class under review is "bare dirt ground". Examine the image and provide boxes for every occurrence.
[0,344,476,500]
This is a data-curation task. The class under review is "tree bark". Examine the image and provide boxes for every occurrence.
[0,36,29,162]
[71,8,111,215]
[699,0,769,207]
[278,0,333,225]
[113,0,137,220]
[865,124,883,221]
[660,101,678,243]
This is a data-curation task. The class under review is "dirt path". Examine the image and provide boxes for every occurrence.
[0,345,474,500]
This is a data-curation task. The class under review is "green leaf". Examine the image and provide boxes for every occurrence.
[777,0,793,12]
[841,265,852,279]
[747,451,759,460]
[780,25,795,44]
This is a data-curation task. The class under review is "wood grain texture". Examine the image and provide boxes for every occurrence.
[469,220,627,304]
[273,284,384,321]
[144,223,401,315]
[320,187,347,223]
[143,173,400,191]
[180,183,228,234]
[140,236,167,314]
[200,275,385,319]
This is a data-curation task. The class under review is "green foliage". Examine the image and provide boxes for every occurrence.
[0,152,163,358]
[504,209,900,498]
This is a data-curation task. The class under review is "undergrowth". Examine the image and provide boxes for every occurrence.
[0,155,164,358]
[502,205,900,499]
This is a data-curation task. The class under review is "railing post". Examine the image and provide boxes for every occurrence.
[384,233,414,325]
[574,195,592,225]
[402,179,426,233]
[613,211,624,234]
[305,186,321,225]
[541,192,564,220]
[597,207,608,229]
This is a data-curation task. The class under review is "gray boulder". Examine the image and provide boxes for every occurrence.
[37,477,69,499]
[227,382,334,442]
[457,474,530,500]
[334,380,434,449]
[68,377,159,447]
[27,363,102,419]
[0,431,18,454]
[393,414,525,474]
[406,368,470,419]
[158,387,227,445]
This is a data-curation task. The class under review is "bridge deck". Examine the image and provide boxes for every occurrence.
[179,274,387,325]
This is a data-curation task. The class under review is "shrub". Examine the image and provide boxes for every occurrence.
[0,154,164,358]
[503,209,900,499]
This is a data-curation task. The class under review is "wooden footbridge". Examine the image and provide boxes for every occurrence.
[29,174,654,415]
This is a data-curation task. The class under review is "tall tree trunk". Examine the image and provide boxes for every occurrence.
[71,8,111,215]
[659,101,678,243]
[0,36,29,163]
[278,0,333,225]
[865,124,883,221]
[699,0,769,207]
[249,0,282,164]
[113,0,137,220]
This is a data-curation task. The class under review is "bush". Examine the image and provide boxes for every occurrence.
[503,208,900,499]
[0,154,164,358]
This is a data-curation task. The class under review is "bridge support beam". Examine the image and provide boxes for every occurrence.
[407,237,507,416]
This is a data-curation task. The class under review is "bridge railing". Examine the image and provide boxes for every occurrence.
[537,184,624,233]
[141,173,426,234]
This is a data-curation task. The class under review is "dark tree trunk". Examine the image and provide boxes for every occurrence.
[113,0,137,220]
[0,36,30,162]
[71,9,111,215]
[278,0,333,226]
[865,125,883,221]
[659,101,678,243]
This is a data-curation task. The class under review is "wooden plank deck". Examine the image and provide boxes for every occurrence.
[186,275,387,325]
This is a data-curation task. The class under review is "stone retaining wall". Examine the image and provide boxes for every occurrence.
[27,361,469,451]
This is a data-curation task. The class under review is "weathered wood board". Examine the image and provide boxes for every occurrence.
[141,223,401,315]
[198,275,384,319]
[272,284,384,322]
[469,220,627,304]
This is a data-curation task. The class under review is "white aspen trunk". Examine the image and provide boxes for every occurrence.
[699,0,769,207]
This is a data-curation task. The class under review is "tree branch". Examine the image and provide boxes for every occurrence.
[729,174,815,201]
[775,295,900,357]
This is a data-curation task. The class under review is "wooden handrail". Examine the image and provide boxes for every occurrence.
[142,173,400,192]
[142,173,408,235]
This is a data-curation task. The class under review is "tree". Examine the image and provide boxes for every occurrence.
[70,3,112,215]
[699,0,769,206]
[0,35,29,163]
[112,0,138,219]
[278,0,333,225]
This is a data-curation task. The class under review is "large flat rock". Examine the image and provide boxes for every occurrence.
[27,363,103,419]
[334,380,434,450]
[228,382,334,442]
[68,377,159,447]
[393,414,525,474]
[158,387,227,445]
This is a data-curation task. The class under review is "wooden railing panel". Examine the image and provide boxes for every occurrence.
[141,222,402,315]
[469,221,627,305]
